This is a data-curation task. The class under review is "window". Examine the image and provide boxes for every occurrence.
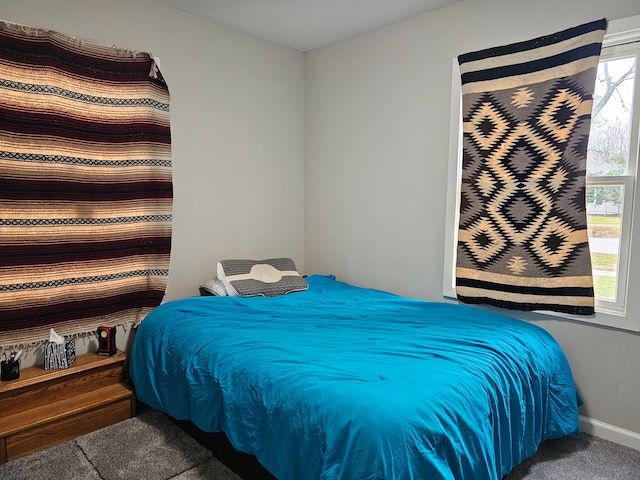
[444,16,640,331]
[586,43,637,314]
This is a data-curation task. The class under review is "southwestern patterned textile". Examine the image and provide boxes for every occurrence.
[0,21,172,348]
[456,19,607,315]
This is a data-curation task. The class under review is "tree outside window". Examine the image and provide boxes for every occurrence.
[587,52,637,303]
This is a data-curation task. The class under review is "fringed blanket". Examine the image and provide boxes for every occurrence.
[456,19,607,315]
[0,21,172,348]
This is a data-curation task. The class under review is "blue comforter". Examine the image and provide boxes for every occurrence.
[130,275,580,480]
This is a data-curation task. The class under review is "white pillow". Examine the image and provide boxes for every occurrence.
[199,277,228,296]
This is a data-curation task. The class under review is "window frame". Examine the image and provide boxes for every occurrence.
[443,15,640,332]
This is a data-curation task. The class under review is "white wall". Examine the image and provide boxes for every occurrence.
[1,0,305,361]
[305,0,640,442]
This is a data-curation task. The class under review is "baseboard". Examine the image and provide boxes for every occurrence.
[580,415,640,451]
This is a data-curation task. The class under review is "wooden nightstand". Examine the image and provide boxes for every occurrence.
[0,350,136,463]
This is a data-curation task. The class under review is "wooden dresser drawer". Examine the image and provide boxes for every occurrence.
[6,396,133,460]
[0,351,135,463]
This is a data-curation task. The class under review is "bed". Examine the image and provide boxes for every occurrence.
[129,274,580,480]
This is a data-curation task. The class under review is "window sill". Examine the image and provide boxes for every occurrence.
[442,291,640,332]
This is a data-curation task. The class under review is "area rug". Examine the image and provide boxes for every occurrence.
[0,410,240,480]
[455,19,607,315]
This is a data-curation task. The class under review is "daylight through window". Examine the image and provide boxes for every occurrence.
[586,45,638,314]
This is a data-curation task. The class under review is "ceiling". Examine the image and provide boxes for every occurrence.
[154,0,461,52]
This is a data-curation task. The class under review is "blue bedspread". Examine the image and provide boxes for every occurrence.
[130,275,580,480]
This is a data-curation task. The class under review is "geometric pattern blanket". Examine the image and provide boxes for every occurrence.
[0,21,172,348]
[456,19,607,315]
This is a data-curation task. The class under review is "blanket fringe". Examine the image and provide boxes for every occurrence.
[0,320,137,355]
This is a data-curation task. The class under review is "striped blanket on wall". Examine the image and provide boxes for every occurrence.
[0,21,172,348]
[456,19,606,315]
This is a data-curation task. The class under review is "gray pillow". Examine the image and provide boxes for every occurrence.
[217,258,307,297]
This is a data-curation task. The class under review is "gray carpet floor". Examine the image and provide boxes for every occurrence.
[0,410,241,480]
[1,408,639,479]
